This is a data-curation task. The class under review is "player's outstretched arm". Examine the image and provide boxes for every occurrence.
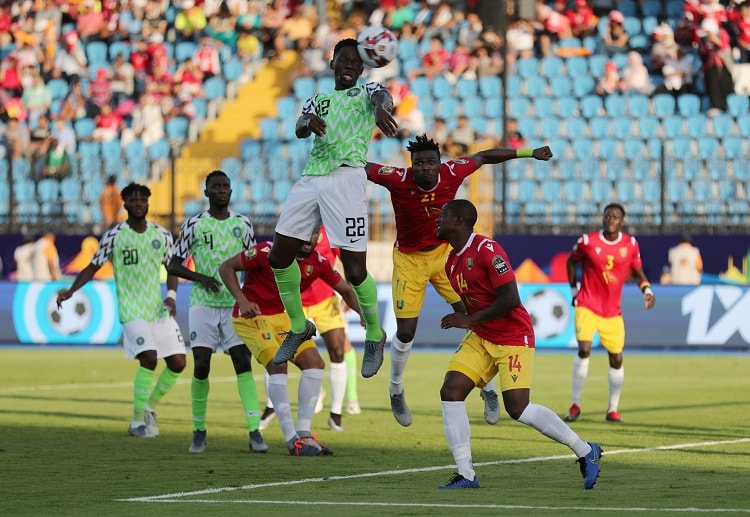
[469,145,553,168]
[371,89,398,138]
[56,262,101,309]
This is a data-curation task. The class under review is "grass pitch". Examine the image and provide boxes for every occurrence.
[2,348,749,516]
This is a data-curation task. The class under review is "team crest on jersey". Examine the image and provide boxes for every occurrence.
[151,239,161,249]
[492,255,509,275]
[233,227,242,238]
[305,265,314,276]
[620,247,628,258]
[466,258,473,269]
[262,332,271,340]
[244,248,257,260]
[136,336,145,345]
[378,166,395,175]
[347,88,361,97]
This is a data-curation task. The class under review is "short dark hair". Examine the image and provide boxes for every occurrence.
[406,134,440,155]
[206,169,228,186]
[120,182,151,201]
[446,199,477,227]
[603,202,626,217]
[333,38,358,58]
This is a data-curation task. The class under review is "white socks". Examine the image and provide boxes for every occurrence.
[390,335,413,394]
[329,361,347,415]
[441,401,475,481]
[571,356,590,405]
[608,366,624,413]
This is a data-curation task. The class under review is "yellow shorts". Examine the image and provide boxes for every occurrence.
[574,306,625,354]
[447,331,534,391]
[392,244,461,318]
[303,295,346,334]
[232,312,318,366]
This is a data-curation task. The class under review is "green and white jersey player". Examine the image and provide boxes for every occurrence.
[56,182,186,438]
[268,38,398,377]
[167,170,267,455]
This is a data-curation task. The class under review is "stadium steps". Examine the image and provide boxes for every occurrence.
[148,50,303,226]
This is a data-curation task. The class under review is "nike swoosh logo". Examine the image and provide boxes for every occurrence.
[349,238,362,243]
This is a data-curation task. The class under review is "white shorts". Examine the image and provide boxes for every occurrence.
[122,317,186,360]
[189,304,245,352]
[274,167,369,252]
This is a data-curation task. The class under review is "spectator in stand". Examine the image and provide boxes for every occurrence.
[259,0,288,59]
[457,12,484,49]
[666,233,703,285]
[13,236,36,282]
[385,76,425,139]
[0,6,11,50]
[52,116,76,155]
[88,68,113,116]
[503,118,527,150]
[21,71,52,128]
[174,1,208,43]
[110,53,135,107]
[32,231,61,281]
[445,42,474,83]
[42,136,72,179]
[206,5,239,49]
[386,0,416,31]
[130,39,150,97]
[4,116,30,159]
[471,43,504,79]
[76,0,107,44]
[421,1,457,43]
[99,174,123,228]
[92,103,122,142]
[274,4,316,56]
[599,9,630,57]
[653,47,694,96]
[444,115,479,158]
[0,53,23,98]
[142,0,169,41]
[432,117,450,148]
[59,80,88,122]
[536,0,573,57]
[173,57,205,98]
[650,22,680,73]
[194,35,222,80]
[29,113,53,175]
[696,17,735,113]
[121,82,164,150]
[566,0,598,39]
[408,35,451,81]
[506,19,536,74]
[53,31,87,83]
[594,61,620,96]
[728,1,750,63]
[619,51,653,95]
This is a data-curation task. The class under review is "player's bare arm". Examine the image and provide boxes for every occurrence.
[163,274,179,317]
[333,279,365,327]
[441,282,523,329]
[469,146,553,168]
[633,267,656,309]
[296,112,326,138]
[218,254,260,318]
[167,255,222,294]
[372,89,398,138]
[56,262,101,308]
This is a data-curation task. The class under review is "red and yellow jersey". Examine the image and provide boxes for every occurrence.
[301,226,341,306]
[571,231,643,317]
[445,233,535,346]
[367,158,479,252]
[237,241,342,317]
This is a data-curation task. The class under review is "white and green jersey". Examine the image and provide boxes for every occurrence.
[300,82,384,176]
[172,211,256,307]
[91,221,174,324]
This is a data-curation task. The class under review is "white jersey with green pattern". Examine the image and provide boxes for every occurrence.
[300,82,385,176]
[172,211,256,307]
[91,221,174,323]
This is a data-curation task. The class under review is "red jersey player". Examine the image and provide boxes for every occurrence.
[365,133,552,427]
[218,233,362,456]
[435,199,601,490]
[564,203,655,424]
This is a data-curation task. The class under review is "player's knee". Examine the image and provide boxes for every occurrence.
[393,334,413,350]
[166,354,186,373]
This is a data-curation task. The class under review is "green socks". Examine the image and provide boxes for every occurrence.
[237,371,261,431]
[352,273,383,342]
[147,367,180,409]
[191,377,210,432]
[344,349,358,401]
[133,366,154,423]
[272,262,306,332]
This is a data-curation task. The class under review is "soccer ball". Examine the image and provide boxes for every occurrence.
[48,290,92,336]
[524,288,570,339]
[357,26,398,68]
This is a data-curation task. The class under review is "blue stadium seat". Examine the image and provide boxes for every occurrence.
[691,179,713,201]
[409,75,430,98]
[614,179,637,202]
[279,119,298,140]
[565,118,586,138]
[572,138,594,159]
[250,177,273,199]
[631,158,654,180]
[662,115,685,138]
[192,98,207,119]
[686,114,707,138]
[597,138,619,158]
[456,78,478,98]
[533,97,554,117]
[678,93,701,116]
[652,93,676,116]
[722,136,744,159]
[541,56,564,77]
[539,116,561,139]
[629,34,649,51]
[613,117,634,139]
[547,137,569,157]
[705,157,727,180]
[108,40,131,61]
[666,0,685,18]
[588,54,608,76]
[646,138,663,159]
[641,0,664,16]
[175,41,198,63]
[641,16,658,36]
[517,57,539,78]
[485,97,502,118]
[85,41,108,64]
[506,75,522,96]
[432,76,453,99]
[641,178,661,202]
[148,138,170,161]
[74,118,96,139]
[573,75,595,97]
[509,97,531,119]
[259,117,280,140]
[566,56,587,76]
[398,38,418,61]
[276,96,298,119]
[462,95,484,118]
[204,77,226,100]
[726,93,749,116]
[293,77,315,100]
[697,136,719,159]
[183,198,204,217]
[436,97,460,118]
[590,179,613,201]
[47,78,69,101]
[588,117,611,138]
[416,95,434,117]
[220,157,243,181]
[737,113,750,137]
[626,94,650,117]
[525,76,546,97]
[222,58,243,82]
[166,116,189,143]
[479,76,501,98]
[623,138,645,157]
[273,179,293,201]
[550,76,572,97]
[710,113,734,137]
[124,139,145,162]
[580,95,603,118]
[604,94,626,117]
[671,137,693,157]
[556,96,578,117]
[518,118,537,138]
[558,37,582,49]
[470,117,489,135]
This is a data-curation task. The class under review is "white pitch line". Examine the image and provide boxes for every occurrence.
[119,437,750,510]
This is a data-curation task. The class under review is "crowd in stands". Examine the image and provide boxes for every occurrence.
[1,0,749,232]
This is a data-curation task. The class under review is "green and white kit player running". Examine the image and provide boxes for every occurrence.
[57,182,186,438]
[167,170,267,454]
[268,38,398,378]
